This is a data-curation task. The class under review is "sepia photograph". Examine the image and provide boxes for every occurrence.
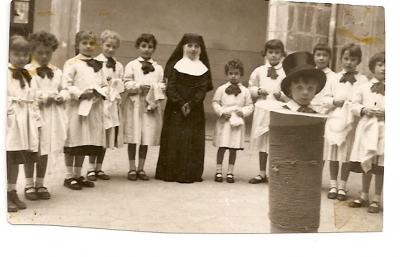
[4,0,387,238]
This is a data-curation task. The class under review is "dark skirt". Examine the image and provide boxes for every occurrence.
[155,101,205,183]
[64,145,104,156]
[7,150,39,165]
[349,161,384,174]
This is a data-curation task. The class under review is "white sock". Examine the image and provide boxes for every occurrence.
[25,177,34,188]
[338,180,347,191]
[361,192,369,201]
[7,184,16,191]
[66,166,74,179]
[228,164,234,174]
[129,160,136,171]
[95,163,103,171]
[216,164,222,173]
[36,177,44,188]
[74,167,82,178]
[259,170,266,178]
[88,162,96,171]
[330,180,338,188]
[373,194,381,203]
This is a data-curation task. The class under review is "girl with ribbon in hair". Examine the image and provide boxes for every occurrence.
[155,33,213,183]
[248,39,288,184]
[62,31,107,190]
[123,33,165,181]
[86,30,125,181]
[323,43,368,201]
[212,59,253,183]
[7,35,40,212]
[349,52,385,213]
[23,31,68,200]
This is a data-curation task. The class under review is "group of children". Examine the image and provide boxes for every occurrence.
[7,29,385,215]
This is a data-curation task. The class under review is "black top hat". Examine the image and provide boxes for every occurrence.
[281,51,326,97]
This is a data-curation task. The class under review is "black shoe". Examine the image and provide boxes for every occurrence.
[86,170,97,181]
[214,172,223,182]
[24,186,39,201]
[36,186,51,200]
[349,198,369,208]
[7,192,18,212]
[368,201,380,213]
[337,189,348,201]
[249,175,268,184]
[226,173,235,183]
[327,187,338,199]
[64,178,82,190]
[127,170,137,181]
[76,176,95,187]
[9,190,27,210]
[137,170,150,181]
[96,170,110,180]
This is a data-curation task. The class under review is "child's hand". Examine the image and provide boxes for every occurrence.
[127,88,140,96]
[361,107,375,117]
[333,100,345,107]
[140,84,151,94]
[80,89,94,100]
[373,110,385,119]
[273,92,281,100]
[236,110,244,117]
[221,112,231,120]
[54,95,64,105]
[258,88,268,96]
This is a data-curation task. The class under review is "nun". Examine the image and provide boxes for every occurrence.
[155,33,213,183]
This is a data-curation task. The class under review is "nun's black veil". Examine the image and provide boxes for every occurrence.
[164,33,213,91]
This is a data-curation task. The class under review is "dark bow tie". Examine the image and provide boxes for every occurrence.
[371,81,385,95]
[297,105,317,113]
[36,66,54,79]
[225,84,241,96]
[339,71,358,85]
[106,57,116,72]
[9,67,31,88]
[140,60,155,74]
[82,58,103,72]
[267,66,278,80]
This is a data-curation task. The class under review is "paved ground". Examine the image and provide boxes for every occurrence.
[8,140,383,233]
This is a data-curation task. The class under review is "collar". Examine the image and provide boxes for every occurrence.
[339,69,358,75]
[96,53,115,62]
[370,77,384,84]
[174,56,208,76]
[265,61,282,69]
[26,61,56,70]
[76,53,94,60]
[322,67,332,74]
[138,56,155,64]
[286,100,313,111]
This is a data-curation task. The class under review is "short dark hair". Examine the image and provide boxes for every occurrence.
[75,31,97,55]
[340,43,362,64]
[262,39,285,57]
[28,31,59,51]
[313,43,331,57]
[9,35,30,53]
[135,33,157,49]
[368,51,385,73]
[224,59,244,76]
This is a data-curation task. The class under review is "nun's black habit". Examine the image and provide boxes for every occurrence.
[155,33,213,183]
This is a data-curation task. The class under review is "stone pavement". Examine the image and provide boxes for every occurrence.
[8,140,383,233]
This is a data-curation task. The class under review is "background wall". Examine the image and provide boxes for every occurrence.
[79,0,268,116]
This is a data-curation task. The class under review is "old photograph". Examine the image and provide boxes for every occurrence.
[5,0,385,234]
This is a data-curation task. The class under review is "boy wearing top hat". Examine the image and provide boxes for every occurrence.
[281,51,327,113]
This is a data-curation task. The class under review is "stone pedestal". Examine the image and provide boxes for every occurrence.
[268,110,326,233]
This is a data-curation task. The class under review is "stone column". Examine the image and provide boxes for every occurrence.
[266,0,332,53]
[268,110,326,233]
[49,0,81,68]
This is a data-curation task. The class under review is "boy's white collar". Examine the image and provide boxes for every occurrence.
[96,53,115,62]
[286,100,312,111]
[174,56,208,76]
